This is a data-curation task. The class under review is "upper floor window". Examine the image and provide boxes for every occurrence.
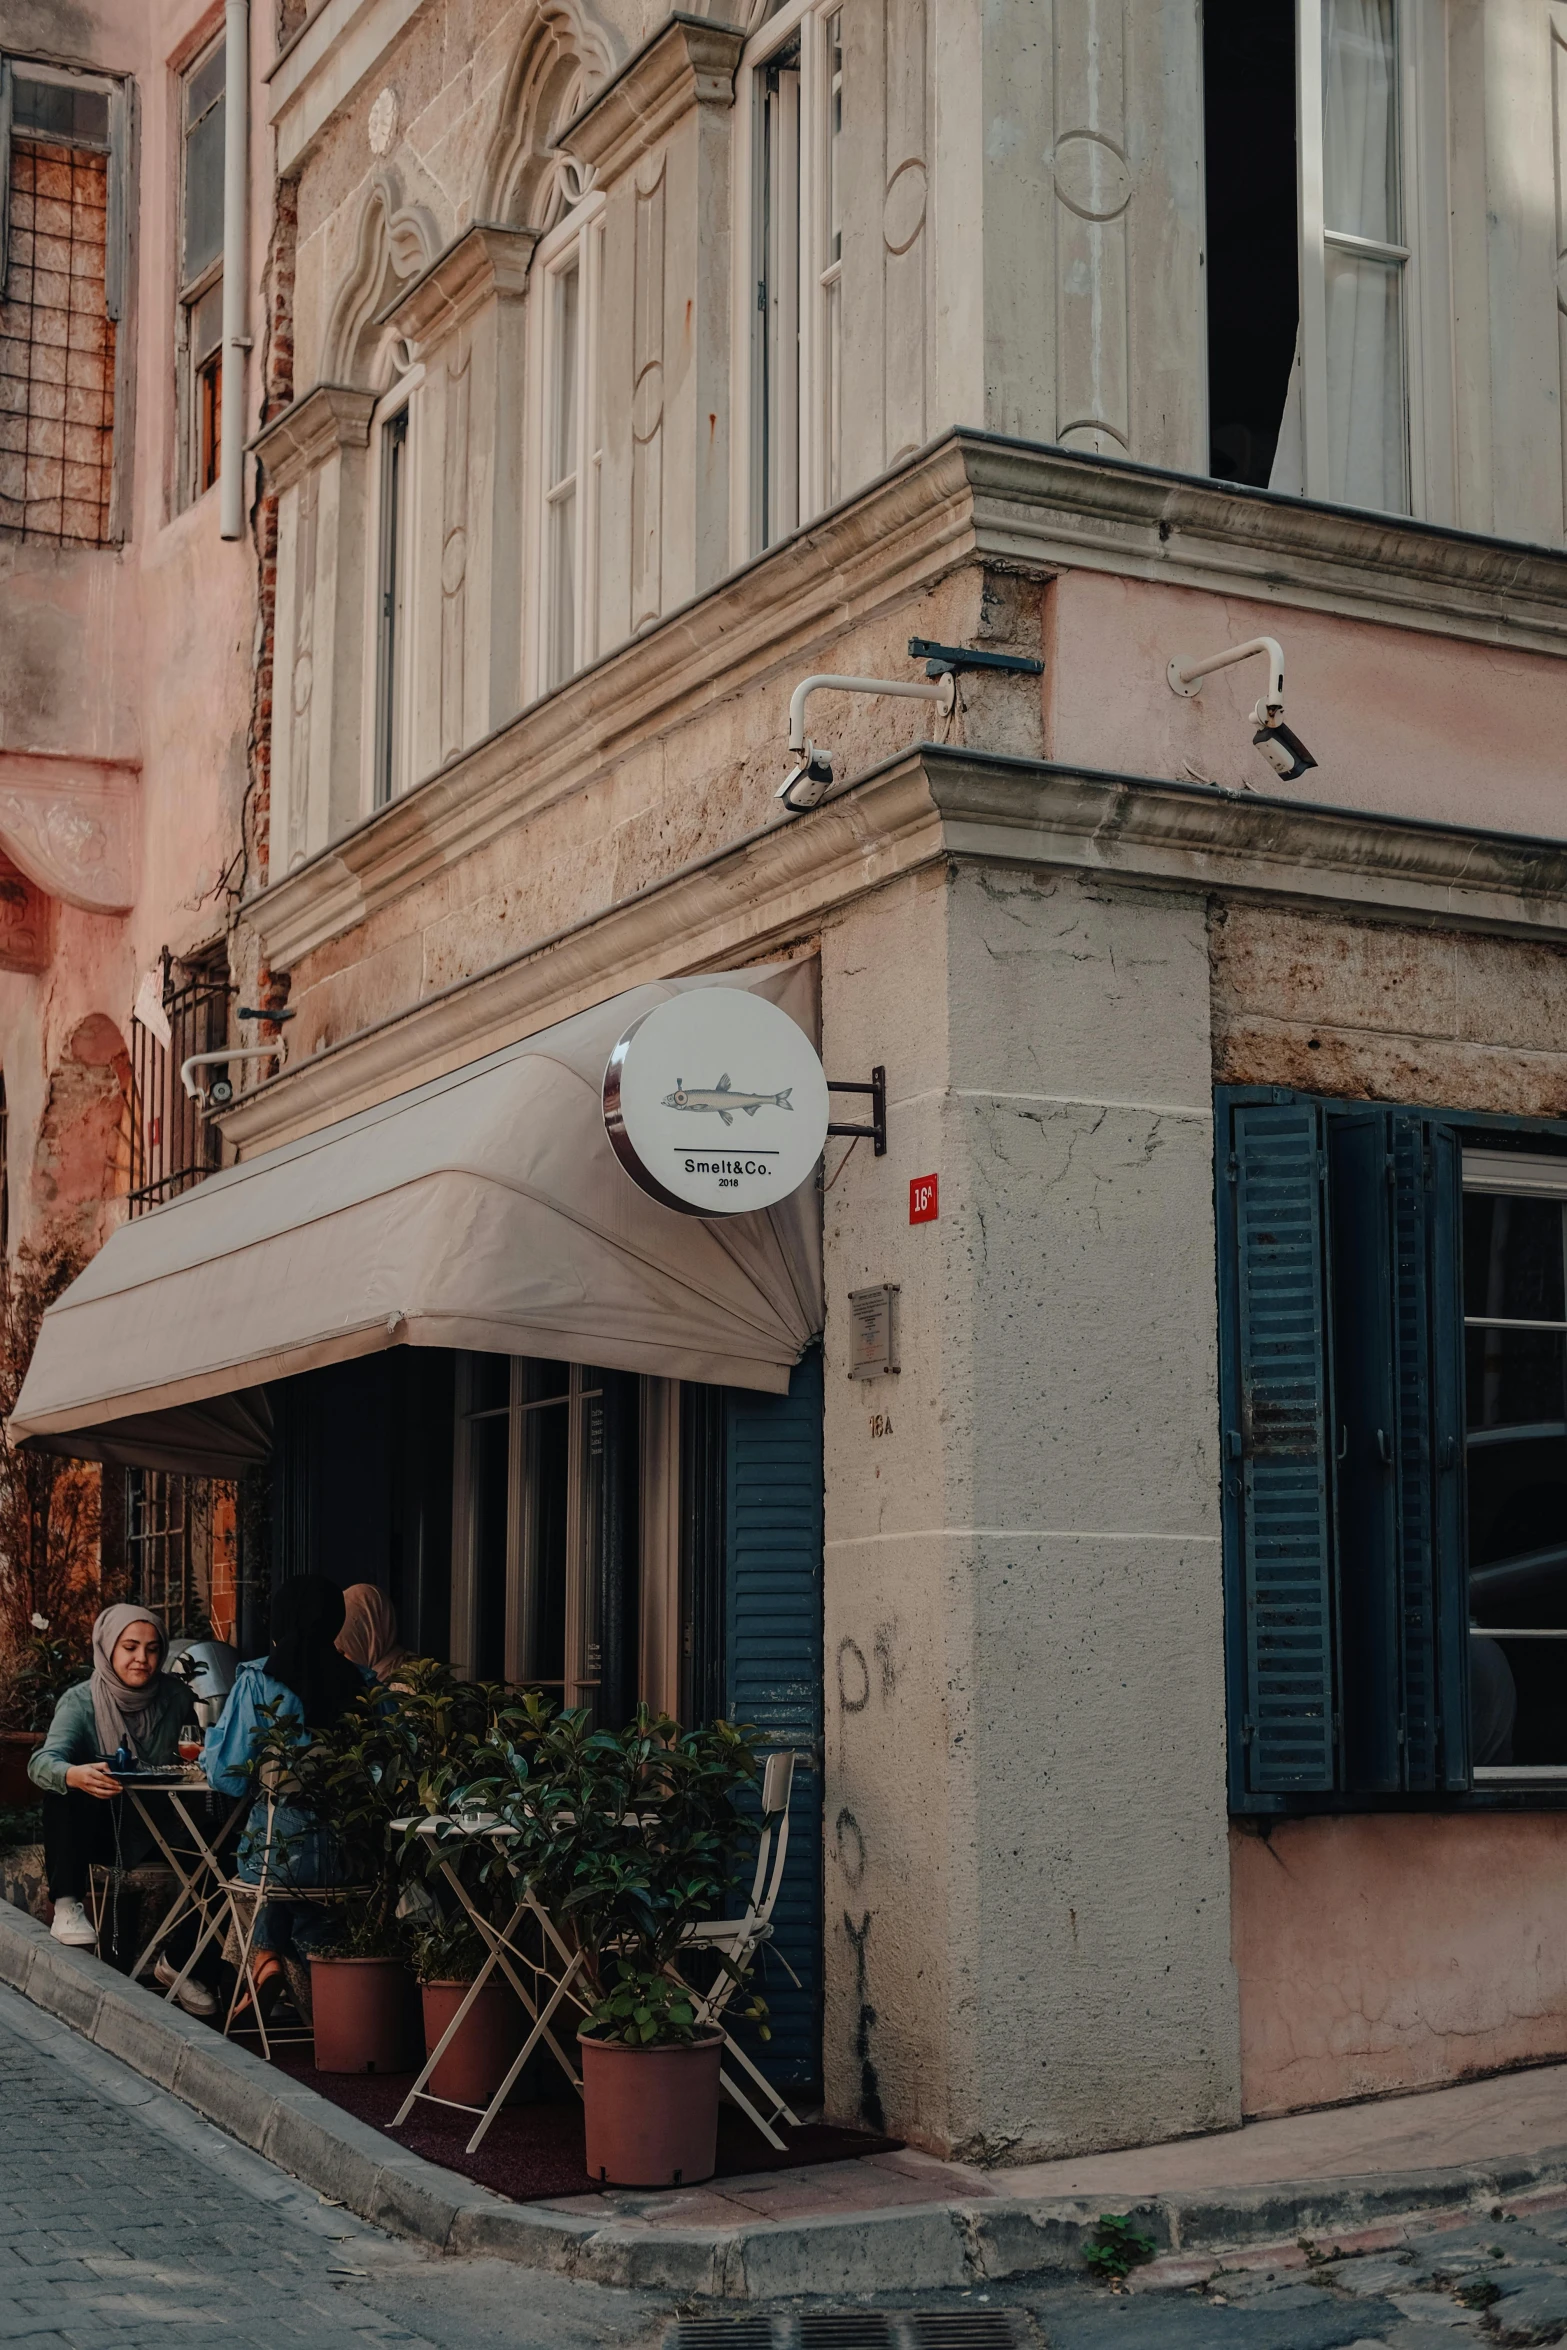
[178,37,225,505]
[743,1,844,553]
[528,192,602,696]
[1203,0,1451,524]
[369,379,414,808]
[0,57,125,545]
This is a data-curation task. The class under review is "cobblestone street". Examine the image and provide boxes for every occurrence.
[0,1987,669,2350]
[7,1977,1567,2349]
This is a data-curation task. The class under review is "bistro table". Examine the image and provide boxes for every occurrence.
[390,1811,590,2152]
[389,1808,789,2156]
[92,1769,247,2007]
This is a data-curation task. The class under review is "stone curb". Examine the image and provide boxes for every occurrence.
[5,1896,1567,2299]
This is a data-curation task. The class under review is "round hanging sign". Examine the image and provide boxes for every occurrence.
[603,990,831,1216]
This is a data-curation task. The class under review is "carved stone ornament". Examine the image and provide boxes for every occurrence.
[563,17,745,183]
[0,750,138,914]
[249,384,377,497]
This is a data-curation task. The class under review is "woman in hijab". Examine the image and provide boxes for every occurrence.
[28,1605,219,2015]
[335,1584,407,1685]
[202,1575,373,2017]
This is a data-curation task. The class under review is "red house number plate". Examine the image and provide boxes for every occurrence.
[909,1174,939,1223]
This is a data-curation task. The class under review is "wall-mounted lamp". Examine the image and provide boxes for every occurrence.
[1166,633,1318,783]
[778,638,1044,815]
[779,671,956,812]
[180,1045,286,1108]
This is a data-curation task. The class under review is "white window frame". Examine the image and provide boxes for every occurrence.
[359,363,422,815]
[730,0,845,565]
[1290,0,1453,523]
[1462,1148,1567,1786]
[524,194,603,701]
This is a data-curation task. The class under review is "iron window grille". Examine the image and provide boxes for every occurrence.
[127,946,231,1217]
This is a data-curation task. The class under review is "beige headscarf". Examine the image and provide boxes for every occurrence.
[335,1584,404,1682]
[89,1603,168,1760]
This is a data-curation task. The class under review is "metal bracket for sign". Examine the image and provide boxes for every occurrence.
[827,1066,887,1156]
[907,637,1045,680]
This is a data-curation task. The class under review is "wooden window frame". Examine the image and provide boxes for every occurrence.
[175,32,225,513]
[731,0,845,564]
[0,52,132,544]
[524,196,603,702]
[1288,0,1454,523]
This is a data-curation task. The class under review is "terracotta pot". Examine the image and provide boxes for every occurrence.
[309,1956,419,2073]
[420,1978,528,2108]
[579,2030,724,2187]
[0,1732,42,1809]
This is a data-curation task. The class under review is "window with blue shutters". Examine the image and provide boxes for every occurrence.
[1218,1087,1497,1812]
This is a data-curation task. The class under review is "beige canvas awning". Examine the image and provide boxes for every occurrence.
[10,965,824,1477]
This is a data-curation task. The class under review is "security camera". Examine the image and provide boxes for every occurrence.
[207,1074,235,1108]
[1252,718,1317,782]
[776,745,836,812]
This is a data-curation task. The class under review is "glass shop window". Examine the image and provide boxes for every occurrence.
[1463,1160,1567,1776]
[452,1354,681,1720]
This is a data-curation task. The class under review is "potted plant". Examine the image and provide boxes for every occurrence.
[248,1686,419,2073]
[462,1703,769,2187]
[248,1658,534,2073]
[0,1615,82,1804]
[410,1911,528,2108]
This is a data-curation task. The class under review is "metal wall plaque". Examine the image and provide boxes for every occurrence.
[848,1283,900,1379]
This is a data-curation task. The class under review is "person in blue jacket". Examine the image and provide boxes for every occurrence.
[202,1575,371,2017]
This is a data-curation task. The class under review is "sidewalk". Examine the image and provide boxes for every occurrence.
[3,1891,1566,2301]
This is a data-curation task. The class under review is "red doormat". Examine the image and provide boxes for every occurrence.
[265,2044,900,2202]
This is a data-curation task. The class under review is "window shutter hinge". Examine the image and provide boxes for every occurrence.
[1226,1151,1238,1183]
[1241,1715,1254,1745]
[757,279,767,312]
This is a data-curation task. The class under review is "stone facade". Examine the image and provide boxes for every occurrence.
[13,0,1567,2168]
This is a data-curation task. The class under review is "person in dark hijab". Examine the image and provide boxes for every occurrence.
[202,1576,375,2018]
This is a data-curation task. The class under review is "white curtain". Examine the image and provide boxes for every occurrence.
[1323,0,1406,511]
[1269,0,1408,513]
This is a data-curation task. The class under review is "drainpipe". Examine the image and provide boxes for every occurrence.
[219,0,249,540]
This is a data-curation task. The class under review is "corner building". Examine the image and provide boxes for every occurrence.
[15,0,1567,2161]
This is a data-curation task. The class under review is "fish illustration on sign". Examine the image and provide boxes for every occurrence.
[662,1074,794,1127]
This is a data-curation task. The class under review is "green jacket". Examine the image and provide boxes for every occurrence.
[28,1676,186,1796]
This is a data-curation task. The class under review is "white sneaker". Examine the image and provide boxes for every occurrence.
[49,1898,97,1948]
[154,1955,218,2017]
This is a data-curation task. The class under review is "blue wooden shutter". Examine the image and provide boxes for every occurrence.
[1389,1113,1440,1789]
[1328,1110,1399,1793]
[1232,1101,1337,1793]
[1427,1122,1470,1789]
[725,1347,823,2086]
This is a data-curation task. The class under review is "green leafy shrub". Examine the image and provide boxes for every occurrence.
[449,1701,768,2047]
[1083,2212,1157,2283]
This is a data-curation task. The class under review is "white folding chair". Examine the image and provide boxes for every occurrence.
[665,1748,803,2147]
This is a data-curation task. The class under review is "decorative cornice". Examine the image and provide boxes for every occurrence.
[244,436,977,967]
[241,427,1567,972]
[384,223,539,348]
[225,746,1567,1154]
[250,384,377,494]
[0,750,138,914]
[958,432,1567,654]
[563,14,746,181]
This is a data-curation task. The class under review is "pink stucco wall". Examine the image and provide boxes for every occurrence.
[1046,570,1567,840]
[0,0,266,1254]
[1231,1814,1567,2117]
